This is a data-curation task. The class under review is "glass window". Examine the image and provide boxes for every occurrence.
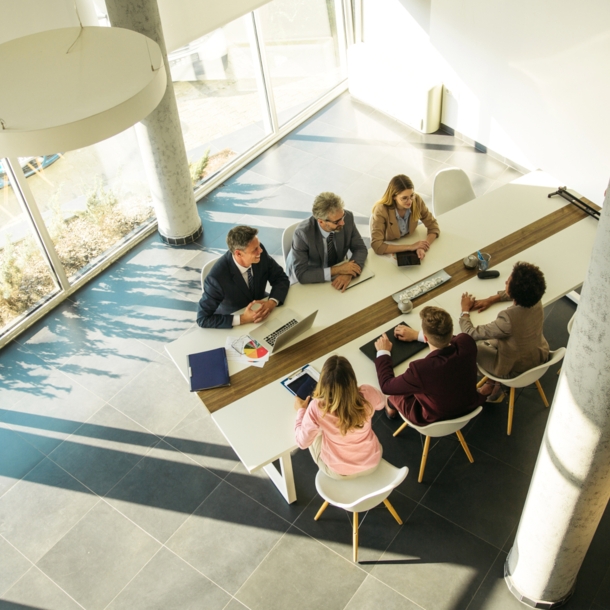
[258,0,348,126]
[170,14,271,187]
[24,128,155,283]
[0,165,60,335]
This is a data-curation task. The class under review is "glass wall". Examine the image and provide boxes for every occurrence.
[258,0,347,126]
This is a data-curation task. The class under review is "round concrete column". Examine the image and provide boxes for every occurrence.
[505,184,610,607]
[105,0,202,245]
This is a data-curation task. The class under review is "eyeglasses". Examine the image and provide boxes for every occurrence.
[324,214,345,226]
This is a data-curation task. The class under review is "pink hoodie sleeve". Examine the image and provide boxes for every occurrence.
[360,384,386,411]
[294,401,321,449]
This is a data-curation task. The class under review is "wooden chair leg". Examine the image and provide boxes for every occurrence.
[353,512,359,563]
[456,430,474,463]
[535,380,550,407]
[393,421,408,437]
[383,498,403,525]
[314,501,329,521]
[476,376,489,389]
[507,388,516,435]
[418,436,431,483]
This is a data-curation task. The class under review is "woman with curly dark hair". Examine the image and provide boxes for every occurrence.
[458,262,549,401]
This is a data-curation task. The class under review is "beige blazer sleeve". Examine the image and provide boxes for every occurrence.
[409,195,440,239]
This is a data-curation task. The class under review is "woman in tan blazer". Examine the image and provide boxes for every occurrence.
[459,262,550,401]
[370,174,440,258]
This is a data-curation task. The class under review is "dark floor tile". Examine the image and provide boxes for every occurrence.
[164,406,239,476]
[37,502,160,610]
[48,404,159,496]
[224,448,318,523]
[0,427,45,498]
[1,567,83,610]
[344,575,421,610]
[294,485,416,567]
[0,459,98,562]
[370,505,498,610]
[106,440,222,543]
[579,501,610,608]
[0,537,32,597]
[106,547,230,610]
[166,481,289,594]
[372,411,458,502]
[594,567,610,609]
[236,526,367,610]
[109,355,202,437]
[421,447,530,549]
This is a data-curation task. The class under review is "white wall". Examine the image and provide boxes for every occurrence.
[361,0,610,202]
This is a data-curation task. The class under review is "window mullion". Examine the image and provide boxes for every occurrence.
[252,9,279,134]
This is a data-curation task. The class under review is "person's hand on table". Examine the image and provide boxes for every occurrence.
[473,296,498,312]
[331,261,361,278]
[416,248,427,260]
[294,395,311,411]
[408,240,429,253]
[394,325,419,342]
[461,292,476,312]
[240,300,273,324]
[374,333,393,352]
[331,274,352,292]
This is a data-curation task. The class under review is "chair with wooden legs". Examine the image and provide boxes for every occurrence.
[393,407,483,483]
[313,459,408,563]
[558,313,575,375]
[476,348,566,435]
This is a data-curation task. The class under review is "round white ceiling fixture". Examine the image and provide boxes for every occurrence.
[0,26,167,157]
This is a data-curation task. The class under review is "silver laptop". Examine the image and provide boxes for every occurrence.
[249,308,318,353]
[345,265,375,289]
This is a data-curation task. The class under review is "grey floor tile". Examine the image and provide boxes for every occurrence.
[294,486,416,567]
[1,367,105,456]
[421,447,531,549]
[164,406,239,476]
[445,149,509,182]
[342,173,389,218]
[166,481,289,594]
[37,502,160,610]
[367,146,445,187]
[0,427,45,498]
[252,183,315,216]
[107,547,230,610]
[318,137,397,175]
[106,440,222,543]
[0,459,98,562]
[224,600,251,610]
[0,342,50,409]
[370,505,498,610]
[470,172,497,198]
[1,567,83,610]
[344,575,421,610]
[236,526,367,610]
[0,537,32,597]
[283,116,356,158]
[48,404,159,496]
[315,96,378,135]
[109,355,202,437]
[249,144,316,184]
[287,157,363,198]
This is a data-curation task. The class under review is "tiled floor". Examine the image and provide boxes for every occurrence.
[1,93,609,610]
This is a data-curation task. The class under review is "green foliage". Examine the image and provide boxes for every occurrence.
[189,149,210,185]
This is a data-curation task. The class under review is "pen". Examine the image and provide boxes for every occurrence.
[285,365,308,381]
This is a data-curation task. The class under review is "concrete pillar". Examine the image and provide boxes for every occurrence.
[105,0,202,245]
[505,184,610,608]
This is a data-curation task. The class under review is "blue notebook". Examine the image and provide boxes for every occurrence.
[187,348,230,392]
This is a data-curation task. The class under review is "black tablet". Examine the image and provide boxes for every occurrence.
[396,251,421,266]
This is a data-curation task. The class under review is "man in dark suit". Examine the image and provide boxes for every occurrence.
[374,306,485,426]
[196,226,290,329]
[286,192,368,292]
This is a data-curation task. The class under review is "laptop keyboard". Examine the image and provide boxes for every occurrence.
[264,319,298,346]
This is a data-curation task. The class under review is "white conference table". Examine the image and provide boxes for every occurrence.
[166,170,576,383]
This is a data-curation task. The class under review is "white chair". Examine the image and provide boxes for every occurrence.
[314,459,408,562]
[432,167,476,216]
[282,222,301,265]
[558,313,576,375]
[393,407,483,483]
[200,256,220,292]
[477,348,566,435]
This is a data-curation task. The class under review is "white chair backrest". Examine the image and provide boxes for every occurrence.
[200,256,220,292]
[282,222,300,265]
[483,348,566,388]
[315,460,408,513]
[432,167,476,216]
[407,406,483,438]
[567,313,576,334]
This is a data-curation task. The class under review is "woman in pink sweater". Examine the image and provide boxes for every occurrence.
[294,355,386,479]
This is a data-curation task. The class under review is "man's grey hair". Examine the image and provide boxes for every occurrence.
[226,225,258,253]
[312,192,344,220]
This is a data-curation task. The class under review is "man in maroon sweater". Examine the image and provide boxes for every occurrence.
[374,306,485,426]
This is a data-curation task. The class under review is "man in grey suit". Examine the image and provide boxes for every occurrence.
[286,192,368,292]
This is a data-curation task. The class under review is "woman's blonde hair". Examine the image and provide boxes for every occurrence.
[373,174,415,210]
[313,355,372,436]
